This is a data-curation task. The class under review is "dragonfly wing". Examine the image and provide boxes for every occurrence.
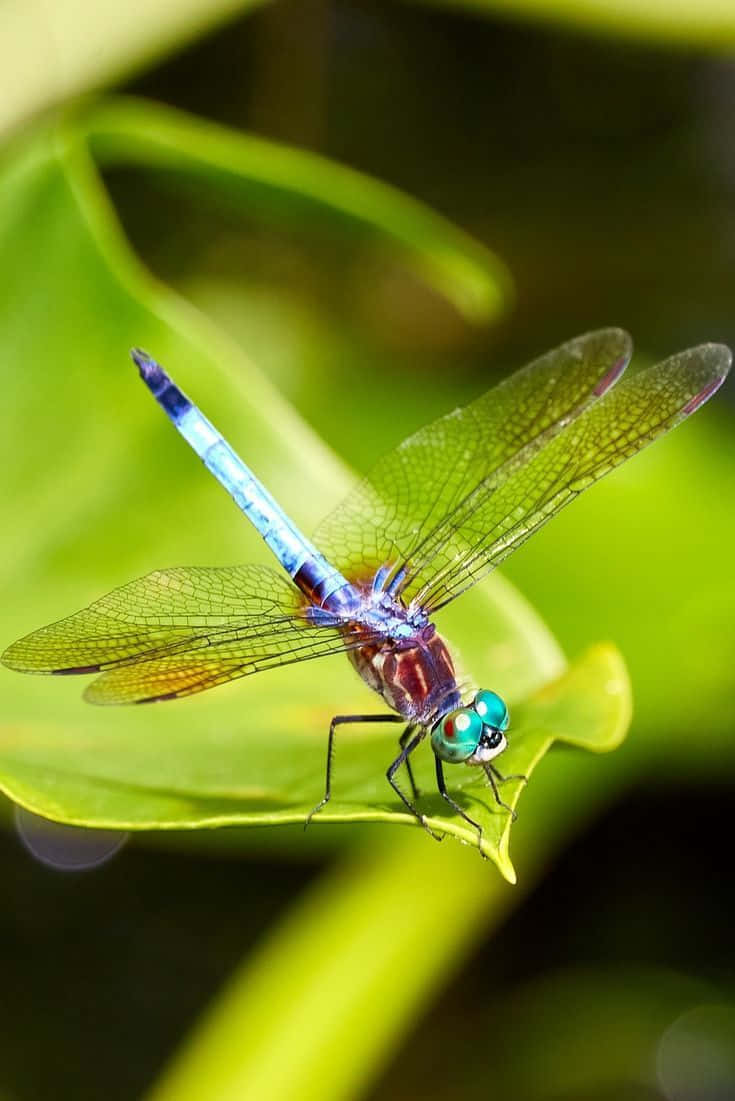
[314,329,632,585]
[82,633,360,705]
[412,343,731,613]
[2,565,366,704]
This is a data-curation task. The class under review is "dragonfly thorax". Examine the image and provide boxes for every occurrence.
[347,585,430,641]
[348,623,461,726]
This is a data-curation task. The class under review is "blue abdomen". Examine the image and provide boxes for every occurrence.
[132,350,358,611]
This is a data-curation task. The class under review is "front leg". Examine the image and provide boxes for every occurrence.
[305,713,403,828]
[435,755,484,852]
[386,729,441,841]
[489,764,528,786]
[483,762,518,821]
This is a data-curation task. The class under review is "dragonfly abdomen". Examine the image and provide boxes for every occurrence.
[132,350,354,608]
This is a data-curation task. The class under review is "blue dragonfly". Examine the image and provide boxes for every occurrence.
[3,330,730,842]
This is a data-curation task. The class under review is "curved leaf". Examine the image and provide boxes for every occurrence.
[84,96,512,324]
[0,586,627,879]
[0,103,628,881]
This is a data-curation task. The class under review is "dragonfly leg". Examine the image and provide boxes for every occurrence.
[489,764,528,786]
[399,723,420,800]
[434,756,484,854]
[483,763,518,821]
[386,730,441,841]
[305,713,403,829]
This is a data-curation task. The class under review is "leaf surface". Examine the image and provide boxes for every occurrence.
[0,103,629,881]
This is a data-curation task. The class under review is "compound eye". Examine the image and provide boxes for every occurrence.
[484,728,504,749]
[473,689,509,731]
[431,707,483,764]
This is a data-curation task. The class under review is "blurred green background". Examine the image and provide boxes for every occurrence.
[1,1,734,1099]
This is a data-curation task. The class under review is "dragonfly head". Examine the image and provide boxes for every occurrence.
[431,690,509,765]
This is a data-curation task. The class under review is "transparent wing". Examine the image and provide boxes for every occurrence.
[315,334,729,613]
[412,343,731,613]
[314,328,632,589]
[2,565,367,705]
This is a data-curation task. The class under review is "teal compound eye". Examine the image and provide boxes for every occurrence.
[431,707,484,764]
[473,689,509,731]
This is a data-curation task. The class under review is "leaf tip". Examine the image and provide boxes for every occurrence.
[490,821,517,883]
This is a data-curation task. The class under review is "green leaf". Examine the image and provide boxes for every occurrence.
[0,0,269,138]
[84,96,512,324]
[0,623,627,879]
[408,0,735,50]
[0,102,628,883]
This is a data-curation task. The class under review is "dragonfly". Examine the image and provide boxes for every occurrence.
[2,330,730,844]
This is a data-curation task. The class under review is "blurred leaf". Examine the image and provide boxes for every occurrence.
[427,965,721,1099]
[0,0,269,138]
[409,0,735,49]
[144,725,635,1101]
[85,96,512,324]
[144,834,509,1101]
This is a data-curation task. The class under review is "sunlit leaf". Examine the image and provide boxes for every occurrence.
[0,0,269,138]
[0,619,628,879]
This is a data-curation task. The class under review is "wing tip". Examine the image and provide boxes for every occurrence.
[706,341,732,377]
[680,342,732,416]
[602,325,634,353]
[1,643,101,676]
[568,327,633,397]
[0,648,19,672]
[682,376,726,416]
[593,352,629,397]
